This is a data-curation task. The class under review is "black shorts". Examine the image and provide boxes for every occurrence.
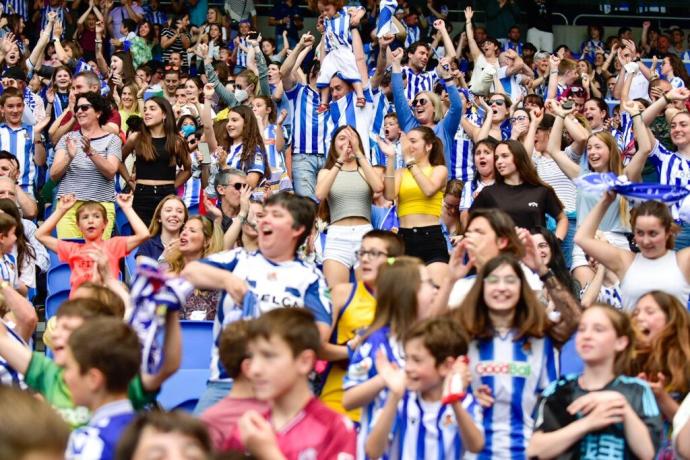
[398,225,450,265]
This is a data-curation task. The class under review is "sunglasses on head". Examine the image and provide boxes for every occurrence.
[411,98,429,107]
[489,99,506,106]
[75,103,93,112]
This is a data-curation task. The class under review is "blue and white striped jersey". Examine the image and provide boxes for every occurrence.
[236,37,248,69]
[0,253,17,289]
[375,0,400,37]
[324,87,378,164]
[324,7,362,52]
[180,154,202,208]
[0,318,27,388]
[468,330,558,460]
[649,140,690,222]
[200,248,332,382]
[344,326,405,460]
[3,0,28,20]
[611,112,635,164]
[65,400,135,460]
[451,122,475,182]
[405,25,421,48]
[402,66,439,101]
[285,83,327,155]
[0,122,35,193]
[503,40,524,55]
[384,391,484,460]
[226,143,266,177]
[39,6,68,35]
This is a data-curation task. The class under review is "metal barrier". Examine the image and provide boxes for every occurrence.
[573,13,690,25]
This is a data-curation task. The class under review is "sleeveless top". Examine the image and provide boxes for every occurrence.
[619,251,690,310]
[136,137,176,181]
[398,166,443,218]
[320,282,376,421]
[327,169,372,223]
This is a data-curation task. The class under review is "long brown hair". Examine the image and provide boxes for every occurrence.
[364,256,423,340]
[586,304,636,376]
[452,254,548,340]
[630,291,690,393]
[135,97,191,170]
[410,126,445,166]
[496,140,562,200]
[226,105,269,178]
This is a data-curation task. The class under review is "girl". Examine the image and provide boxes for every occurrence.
[471,140,568,239]
[114,82,140,132]
[631,291,690,446]
[129,20,155,69]
[440,179,463,245]
[576,198,690,311]
[251,96,291,193]
[201,86,268,188]
[460,138,497,226]
[316,126,382,287]
[452,254,579,459]
[342,256,439,458]
[74,3,102,61]
[166,216,223,320]
[380,127,449,282]
[465,93,512,143]
[528,305,662,459]
[581,97,609,133]
[545,98,651,287]
[109,51,136,88]
[464,7,500,96]
[0,200,38,294]
[136,195,188,264]
[579,24,605,64]
[121,97,191,227]
[661,54,690,89]
[47,66,72,122]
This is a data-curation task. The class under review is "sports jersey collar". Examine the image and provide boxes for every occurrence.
[257,250,298,266]
[89,399,133,426]
[0,122,29,132]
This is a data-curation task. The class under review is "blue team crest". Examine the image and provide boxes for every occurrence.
[350,356,373,378]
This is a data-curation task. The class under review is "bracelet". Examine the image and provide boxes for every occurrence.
[238,214,248,224]
[334,161,343,169]
[663,93,672,104]
[405,161,416,169]
[384,174,395,179]
[632,112,642,119]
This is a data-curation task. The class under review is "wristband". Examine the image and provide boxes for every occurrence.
[539,269,555,282]
[663,93,672,104]
[335,161,344,169]
[632,112,642,119]
[405,161,416,169]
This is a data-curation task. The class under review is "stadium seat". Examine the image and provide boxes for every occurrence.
[45,289,70,320]
[157,368,210,411]
[179,320,214,369]
[47,264,71,295]
[115,207,132,236]
[125,247,139,283]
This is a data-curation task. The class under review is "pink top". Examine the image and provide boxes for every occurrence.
[201,396,268,451]
[225,397,357,459]
[57,237,128,293]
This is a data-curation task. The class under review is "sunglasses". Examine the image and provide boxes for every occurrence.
[187,137,198,144]
[164,65,180,71]
[489,99,506,106]
[75,103,93,112]
[510,115,529,123]
[226,182,245,191]
[411,98,429,107]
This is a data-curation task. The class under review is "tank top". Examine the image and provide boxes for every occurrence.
[619,251,690,310]
[136,137,176,181]
[397,166,443,218]
[327,169,372,223]
[320,282,376,421]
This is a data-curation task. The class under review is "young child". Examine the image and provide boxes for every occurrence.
[342,256,440,458]
[64,318,141,460]
[528,304,662,459]
[374,112,403,168]
[201,319,268,451]
[320,230,404,420]
[0,297,176,429]
[232,20,252,74]
[314,0,366,111]
[36,193,150,293]
[252,95,292,194]
[0,212,20,291]
[366,317,485,458]
[232,308,356,458]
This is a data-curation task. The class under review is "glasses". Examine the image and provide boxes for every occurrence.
[226,182,245,191]
[75,103,93,112]
[355,249,388,259]
[510,115,529,124]
[489,99,506,106]
[484,275,520,285]
[411,98,429,107]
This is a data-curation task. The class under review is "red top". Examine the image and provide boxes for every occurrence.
[225,397,356,459]
[57,237,128,293]
[201,396,268,451]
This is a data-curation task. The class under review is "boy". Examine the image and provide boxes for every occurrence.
[365,317,485,459]
[374,112,403,168]
[64,318,141,460]
[201,319,268,450]
[182,192,332,413]
[0,297,178,428]
[35,193,149,293]
[320,230,404,419]
[235,308,356,459]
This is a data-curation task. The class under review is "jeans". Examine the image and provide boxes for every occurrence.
[292,154,325,200]
[193,380,233,415]
[133,183,177,228]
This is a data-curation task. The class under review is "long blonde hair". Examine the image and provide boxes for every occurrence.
[166,216,224,273]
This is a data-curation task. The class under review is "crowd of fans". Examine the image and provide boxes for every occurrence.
[0,0,689,458]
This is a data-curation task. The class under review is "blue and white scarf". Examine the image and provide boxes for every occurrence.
[128,257,193,374]
[574,173,690,205]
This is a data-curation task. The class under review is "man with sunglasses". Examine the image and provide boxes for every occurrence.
[211,169,249,232]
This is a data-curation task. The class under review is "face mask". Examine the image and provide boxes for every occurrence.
[181,124,196,138]
[234,88,248,102]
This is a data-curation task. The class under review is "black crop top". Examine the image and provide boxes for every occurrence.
[136,137,177,181]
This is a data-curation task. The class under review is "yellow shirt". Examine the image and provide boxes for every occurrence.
[397,166,443,217]
[320,282,376,421]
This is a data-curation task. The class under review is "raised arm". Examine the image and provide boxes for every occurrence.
[621,100,652,182]
[390,48,416,131]
[201,84,219,152]
[117,193,150,252]
[543,99,583,179]
[463,7,481,62]
[35,194,77,253]
[432,19,456,59]
[280,32,314,91]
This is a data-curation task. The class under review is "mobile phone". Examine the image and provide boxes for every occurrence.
[562,100,574,110]
[199,142,211,164]
[247,31,259,41]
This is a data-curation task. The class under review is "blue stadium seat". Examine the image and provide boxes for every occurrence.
[115,207,132,236]
[46,289,70,320]
[125,247,139,283]
[179,320,214,369]
[560,336,583,376]
[157,368,210,411]
[47,264,71,295]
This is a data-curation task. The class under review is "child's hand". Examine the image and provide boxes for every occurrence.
[376,136,396,160]
[115,192,134,210]
[57,194,77,211]
[475,384,494,407]
[84,248,112,283]
[375,349,405,397]
[567,390,626,416]
[637,372,667,399]
[239,411,281,458]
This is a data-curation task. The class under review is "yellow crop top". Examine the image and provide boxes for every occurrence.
[397,166,443,217]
